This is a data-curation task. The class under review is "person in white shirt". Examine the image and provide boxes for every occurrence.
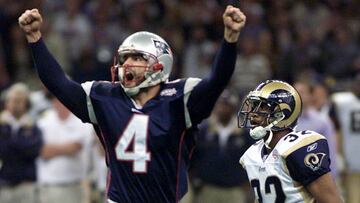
[91,138,108,203]
[332,76,360,203]
[37,93,94,203]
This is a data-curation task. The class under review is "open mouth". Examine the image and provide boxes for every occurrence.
[249,119,263,128]
[122,71,136,87]
[125,71,135,81]
[122,70,146,88]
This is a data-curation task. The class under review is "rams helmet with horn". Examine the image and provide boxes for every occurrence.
[238,80,302,133]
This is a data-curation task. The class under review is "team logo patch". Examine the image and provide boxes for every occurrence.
[153,39,171,55]
[160,88,177,96]
[307,143,318,152]
[304,153,326,171]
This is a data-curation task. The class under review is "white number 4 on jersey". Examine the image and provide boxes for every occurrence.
[115,114,151,173]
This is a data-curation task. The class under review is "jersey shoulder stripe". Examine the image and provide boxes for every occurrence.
[183,77,201,128]
[279,130,326,158]
[81,81,97,124]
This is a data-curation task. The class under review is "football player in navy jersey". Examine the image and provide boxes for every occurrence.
[18,4,246,203]
[238,80,343,203]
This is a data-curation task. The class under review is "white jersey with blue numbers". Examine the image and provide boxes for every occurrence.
[332,92,360,172]
[240,130,331,203]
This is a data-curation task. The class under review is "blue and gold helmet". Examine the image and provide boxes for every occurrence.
[238,80,302,131]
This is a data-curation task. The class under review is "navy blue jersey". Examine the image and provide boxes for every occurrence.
[82,79,202,202]
[30,38,237,203]
[0,113,43,185]
[191,119,253,187]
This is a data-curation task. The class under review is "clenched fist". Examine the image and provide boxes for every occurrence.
[18,9,43,43]
[223,5,246,43]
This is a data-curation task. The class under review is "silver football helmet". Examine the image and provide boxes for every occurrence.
[115,31,173,96]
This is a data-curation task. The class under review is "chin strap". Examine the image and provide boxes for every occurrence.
[120,71,164,96]
[249,122,276,140]
[264,130,273,148]
[113,60,165,97]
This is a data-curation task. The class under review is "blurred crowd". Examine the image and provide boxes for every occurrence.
[1,0,360,203]
[1,0,360,92]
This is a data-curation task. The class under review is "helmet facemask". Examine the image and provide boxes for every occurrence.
[238,94,286,146]
[238,96,284,131]
[112,50,165,96]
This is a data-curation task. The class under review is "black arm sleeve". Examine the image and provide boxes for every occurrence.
[187,40,237,125]
[29,38,90,123]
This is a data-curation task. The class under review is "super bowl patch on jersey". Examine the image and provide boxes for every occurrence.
[160,88,177,96]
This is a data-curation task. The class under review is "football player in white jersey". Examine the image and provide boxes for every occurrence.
[238,80,343,203]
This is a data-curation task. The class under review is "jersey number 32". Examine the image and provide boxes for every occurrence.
[251,176,286,203]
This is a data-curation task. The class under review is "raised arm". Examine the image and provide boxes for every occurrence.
[187,5,246,125]
[18,9,90,122]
